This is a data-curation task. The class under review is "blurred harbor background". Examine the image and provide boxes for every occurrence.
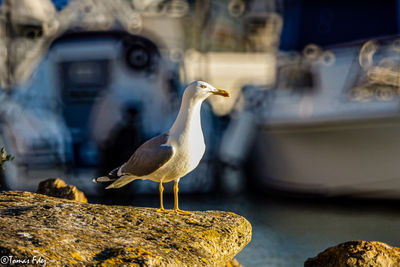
[1,0,400,266]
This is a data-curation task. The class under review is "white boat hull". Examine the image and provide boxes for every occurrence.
[254,118,400,198]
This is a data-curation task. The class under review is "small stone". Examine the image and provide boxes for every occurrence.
[305,240,400,267]
[17,232,32,239]
[36,178,87,203]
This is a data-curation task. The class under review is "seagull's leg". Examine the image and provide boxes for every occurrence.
[173,179,193,215]
[156,182,168,213]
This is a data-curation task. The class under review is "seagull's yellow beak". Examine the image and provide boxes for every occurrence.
[211,88,230,97]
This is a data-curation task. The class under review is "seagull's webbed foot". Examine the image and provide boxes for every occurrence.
[172,208,194,215]
[156,208,169,213]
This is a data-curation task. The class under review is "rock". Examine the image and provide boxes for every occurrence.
[305,240,400,267]
[36,178,87,203]
[226,258,243,267]
[0,191,251,266]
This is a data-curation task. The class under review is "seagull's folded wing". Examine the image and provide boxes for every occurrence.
[120,133,174,176]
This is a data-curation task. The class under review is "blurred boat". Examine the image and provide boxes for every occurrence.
[0,0,190,194]
[251,38,400,199]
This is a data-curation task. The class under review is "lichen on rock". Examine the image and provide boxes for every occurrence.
[0,191,251,266]
[305,240,400,267]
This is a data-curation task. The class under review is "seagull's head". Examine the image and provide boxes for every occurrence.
[184,81,230,102]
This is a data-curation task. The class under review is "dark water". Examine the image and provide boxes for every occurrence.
[91,192,400,267]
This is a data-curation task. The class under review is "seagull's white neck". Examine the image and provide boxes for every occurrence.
[169,94,204,139]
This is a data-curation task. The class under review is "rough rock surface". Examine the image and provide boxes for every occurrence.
[36,178,87,203]
[226,258,243,267]
[0,191,251,266]
[305,240,400,267]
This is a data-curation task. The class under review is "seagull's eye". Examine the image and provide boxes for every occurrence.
[200,85,207,89]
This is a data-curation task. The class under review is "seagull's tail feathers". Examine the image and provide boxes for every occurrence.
[92,167,120,183]
[105,175,139,189]
[92,176,116,183]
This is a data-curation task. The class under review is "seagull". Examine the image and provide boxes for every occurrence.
[93,81,229,215]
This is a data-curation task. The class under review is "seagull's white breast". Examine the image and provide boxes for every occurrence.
[159,129,205,182]
[182,126,206,171]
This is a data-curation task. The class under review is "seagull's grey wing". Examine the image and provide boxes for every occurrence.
[119,133,174,176]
